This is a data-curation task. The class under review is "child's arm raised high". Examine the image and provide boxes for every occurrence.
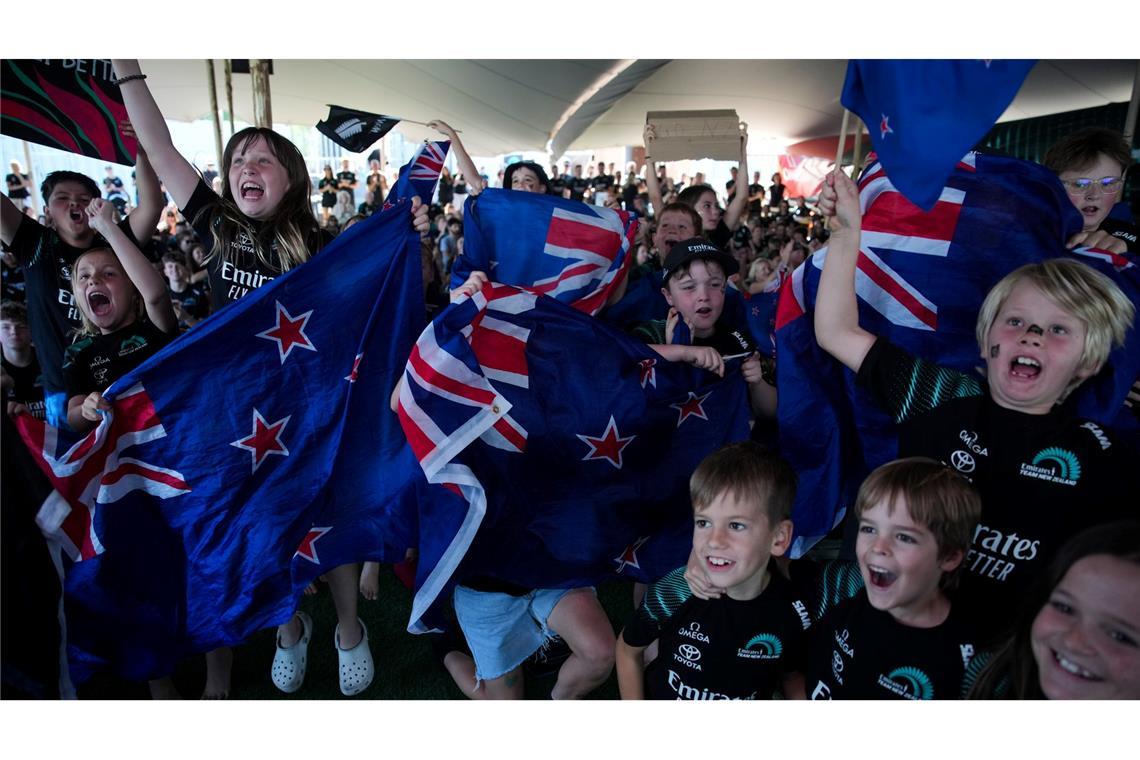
[429,120,484,196]
[814,170,876,373]
[111,60,203,211]
[86,198,177,335]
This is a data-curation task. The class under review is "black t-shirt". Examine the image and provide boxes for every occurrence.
[591,174,614,192]
[336,171,357,204]
[437,177,454,205]
[797,560,982,700]
[569,177,590,202]
[768,183,785,208]
[632,317,756,357]
[623,566,809,700]
[747,183,765,213]
[709,219,733,250]
[365,172,385,205]
[548,175,566,198]
[3,352,46,420]
[1100,217,1139,254]
[857,338,1136,642]
[8,214,141,395]
[622,182,639,211]
[6,173,30,199]
[318,177,339,205]
[181,180,333,310]
[168,283,211,328]
[62,319,174,398]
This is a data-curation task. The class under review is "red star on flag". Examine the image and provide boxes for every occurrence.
[671,391,711,427]
[577,416,636,469]
[638,358,657,389]
[614,535,649,573]
[345,353,364,383]
[294,526,332,564]
[880,114,894,139]
[230,409,291,473]
[256,301,317,364]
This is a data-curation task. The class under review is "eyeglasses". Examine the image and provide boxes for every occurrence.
[1061,176,1123,195]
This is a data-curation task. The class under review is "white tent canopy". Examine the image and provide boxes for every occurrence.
[137,59,1137,158]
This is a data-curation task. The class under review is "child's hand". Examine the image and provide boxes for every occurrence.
[1066,228,1127,255]
[817,170,860,235]
[80,392,111,422]
[741,352,765,384]
[409,196,430,235]
[664,307,692,345]
[85,198,113,232]
[450,271,487,302]
[684,346,724,377]
[683,548,723,600]
[427,120,458,139]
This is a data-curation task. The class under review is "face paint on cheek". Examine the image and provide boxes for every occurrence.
[990,345,1000,358]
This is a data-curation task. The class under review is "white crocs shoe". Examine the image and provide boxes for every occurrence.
[271,611,312,694]
[336,617,374,696]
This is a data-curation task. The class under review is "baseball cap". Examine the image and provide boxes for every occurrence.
[661,237,739,283]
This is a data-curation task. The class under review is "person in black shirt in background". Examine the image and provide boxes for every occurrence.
[814,168,1137,645]
[317,165,338,224]
[6,161,31,209]
[1,300,45,419]
[768,172,785,209]
[162,252,210,330]
[336,157,358,207]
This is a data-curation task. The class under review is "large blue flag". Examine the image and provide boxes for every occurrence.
[841,59,1035,211]
[451,188,637,316]
[16,199,425,683]
[397,281,752,632]
[776,151,1140,555]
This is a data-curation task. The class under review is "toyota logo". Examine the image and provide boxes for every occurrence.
[678,644,701,661]
[950,450,976,473]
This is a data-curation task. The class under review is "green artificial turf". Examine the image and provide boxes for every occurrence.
[77,566,634,700]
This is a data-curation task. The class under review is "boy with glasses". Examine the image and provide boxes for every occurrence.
[1044,127,1136,256]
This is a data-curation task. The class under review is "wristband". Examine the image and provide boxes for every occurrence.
[112,73,147,86]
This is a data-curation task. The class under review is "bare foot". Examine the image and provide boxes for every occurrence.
[359,561,380,601]
[202,646,233,699]
[148,676,181,700]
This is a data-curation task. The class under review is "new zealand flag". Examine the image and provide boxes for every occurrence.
[397,281,752,631]
[15,197,425,683]
[775,151,1140,556]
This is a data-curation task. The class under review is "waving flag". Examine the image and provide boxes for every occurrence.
[397,282,752,631]
[776,151,1140,555]
[841,59,1035,211]
[451,189,637,316]
[15,197,425,683]
[383,139,450,210]
[315,104,400,153]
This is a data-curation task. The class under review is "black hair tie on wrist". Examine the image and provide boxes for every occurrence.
[112,73,147,86]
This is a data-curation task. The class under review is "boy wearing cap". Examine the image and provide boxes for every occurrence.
[632,237,776,417]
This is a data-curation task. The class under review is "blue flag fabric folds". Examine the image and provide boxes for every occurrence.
[775,151,1140,556]
[841,59,1035,211]
[384,139,450,209]
[397,281,752,631]
[16,200,425,683]
[451,189,637,316]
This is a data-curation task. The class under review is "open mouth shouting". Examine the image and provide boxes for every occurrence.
[240,181,265,202]
[1009,354,1042,381]
[867,564,898,590]
[86,288,114,320]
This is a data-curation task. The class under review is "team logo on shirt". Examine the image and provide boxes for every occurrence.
[877,666,933,700]
[1080,422,1112,451]
[1019,447,1081,487]
[738,633,782,660]
[118,335,148,357]
[949,450,976,473]
[958,429,989,456]
[674,642,703,671]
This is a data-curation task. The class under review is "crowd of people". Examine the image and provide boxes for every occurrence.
[2,58,1138,703]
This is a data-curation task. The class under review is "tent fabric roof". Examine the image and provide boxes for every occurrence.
[138,59,1137,157]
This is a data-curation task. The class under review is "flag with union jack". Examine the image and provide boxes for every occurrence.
[775,151,1140,555]
[451,188,637,317]
[841,59,1035,210]
[396,280,752,632]
[383,139,450,211]
[13,195,426,683]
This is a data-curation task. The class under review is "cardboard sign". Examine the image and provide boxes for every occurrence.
[645,109,741,162]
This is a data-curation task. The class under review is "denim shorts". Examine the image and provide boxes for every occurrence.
[453,585,586,682]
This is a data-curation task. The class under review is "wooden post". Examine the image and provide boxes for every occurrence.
[851,117,864,174]
[224,59,235,135]
[249,59,272,128]
[206,60,224,168]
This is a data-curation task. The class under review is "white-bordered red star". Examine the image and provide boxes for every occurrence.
[671,391,711,427]
[880,114,894,139]
[614,535,650,574]
[256,301,317,364]
[638,358,657,389]
[230,409,291,473]
[294,526,332,564]
[577,416,636,469]
[345,352,364,383]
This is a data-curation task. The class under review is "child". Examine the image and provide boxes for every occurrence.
[0,155,162,428]
[1043,127,1136,255]
[616,442,805,700]
[633,237,776,418]
[968,520,1140,699]
[1,300,46,419]
[797,458,983,699]
[161,253,210,330]
[63,198,177,433]
[814,169,1137,643]
[112,58,428,697]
